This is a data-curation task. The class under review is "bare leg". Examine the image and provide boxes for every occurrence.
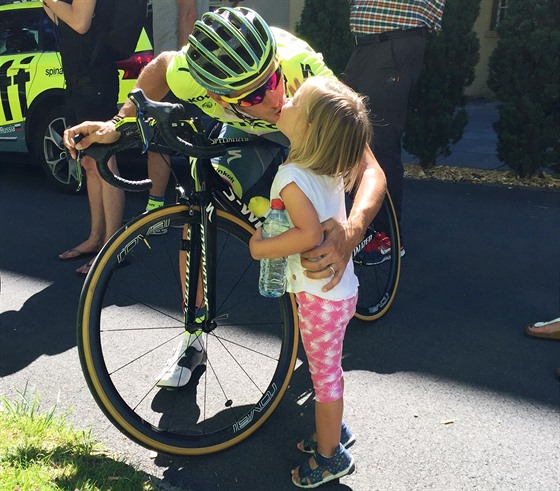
[75,155,124,274]
[147,150,171,203]
[101,155,125,242]
[291,397,344,484]
[59,155,105,261]
[315,397,344,458]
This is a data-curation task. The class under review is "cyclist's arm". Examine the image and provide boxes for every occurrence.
[346,145,386,252]
[63,52,175,155]
[117,51,175,118]
[302,145,386,291]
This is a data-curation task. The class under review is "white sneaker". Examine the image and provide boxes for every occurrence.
[155,333,205,388]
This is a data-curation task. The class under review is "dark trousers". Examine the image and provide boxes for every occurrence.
[344,32,426,236]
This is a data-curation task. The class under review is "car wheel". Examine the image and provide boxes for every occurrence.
[33,105,84,194]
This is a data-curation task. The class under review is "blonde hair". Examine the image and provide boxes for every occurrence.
[286,77,371,191]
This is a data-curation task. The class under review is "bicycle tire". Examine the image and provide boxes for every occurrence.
[77,205,299,455]
[353,193,401,321]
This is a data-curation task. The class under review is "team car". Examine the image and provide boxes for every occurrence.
[0,0,153,193]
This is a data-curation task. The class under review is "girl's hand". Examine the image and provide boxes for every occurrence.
[249,227,263,259]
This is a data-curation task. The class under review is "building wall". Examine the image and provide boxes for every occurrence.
[210,0,499,98]
[466,0,499,98]
[209,0,297,30]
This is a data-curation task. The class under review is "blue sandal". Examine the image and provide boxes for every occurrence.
[292,443,355,488]
[298,421,355,454]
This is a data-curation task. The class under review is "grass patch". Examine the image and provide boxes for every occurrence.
[0,388,158,491]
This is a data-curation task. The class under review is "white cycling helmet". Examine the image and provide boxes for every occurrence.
[186,7,277,95]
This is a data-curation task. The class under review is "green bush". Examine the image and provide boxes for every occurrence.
[403,0,481,168]
[487,0,560,177]
[295,0,353,76]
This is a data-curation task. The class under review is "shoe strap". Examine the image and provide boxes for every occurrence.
[314,443,349,473]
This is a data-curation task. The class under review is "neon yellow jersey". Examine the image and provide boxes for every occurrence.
[166,27,335,136]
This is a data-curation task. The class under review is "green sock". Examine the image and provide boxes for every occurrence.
[146,196,165,211]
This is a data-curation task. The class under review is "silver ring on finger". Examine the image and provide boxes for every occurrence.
[328,265,336,275]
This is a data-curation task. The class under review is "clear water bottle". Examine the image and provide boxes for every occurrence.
[258,198,291,298]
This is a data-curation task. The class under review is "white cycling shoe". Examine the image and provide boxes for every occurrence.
[155,333,206,389]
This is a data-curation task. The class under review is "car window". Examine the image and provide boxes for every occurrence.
[0,8,43,55]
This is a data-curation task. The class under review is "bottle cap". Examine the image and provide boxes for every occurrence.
[270,198,285,210]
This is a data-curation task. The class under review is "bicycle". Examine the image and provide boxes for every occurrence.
[76,89,401,455]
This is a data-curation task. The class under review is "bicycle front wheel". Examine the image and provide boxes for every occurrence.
[77,205,299,455]
[353,193,401,321]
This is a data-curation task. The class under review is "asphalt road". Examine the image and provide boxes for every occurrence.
[1,158,559,491]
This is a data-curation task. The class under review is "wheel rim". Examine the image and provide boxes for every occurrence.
[353,196,401,321]
[78,206,298,454]
[43,115,79,187]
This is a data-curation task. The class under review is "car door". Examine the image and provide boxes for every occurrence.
[0,5,43,152]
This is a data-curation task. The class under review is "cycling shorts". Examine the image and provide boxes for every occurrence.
[210,125,289,203]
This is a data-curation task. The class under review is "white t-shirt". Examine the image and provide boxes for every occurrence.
[270,163,359,301]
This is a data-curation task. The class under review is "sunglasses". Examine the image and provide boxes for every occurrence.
[221,66,283,107]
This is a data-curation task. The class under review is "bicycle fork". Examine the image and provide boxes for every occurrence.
[182,196,218,334]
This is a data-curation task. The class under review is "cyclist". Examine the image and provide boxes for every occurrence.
[63,7,387,388]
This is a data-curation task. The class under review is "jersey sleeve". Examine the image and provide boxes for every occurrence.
[166,49,209,102]
[273,28,336,98]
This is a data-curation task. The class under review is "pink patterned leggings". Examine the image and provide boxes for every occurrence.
[295,291,357,403]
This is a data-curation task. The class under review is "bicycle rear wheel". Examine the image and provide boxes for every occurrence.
[78,205,299,455]
[353,193,401,321]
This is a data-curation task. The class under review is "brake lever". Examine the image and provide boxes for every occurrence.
[73,133,85,191]
[136,108,154,154]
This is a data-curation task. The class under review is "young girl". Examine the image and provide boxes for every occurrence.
[249,77,372,488]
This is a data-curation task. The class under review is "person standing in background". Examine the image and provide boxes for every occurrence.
[44,0,124,275]
[152,0,209,55]
[344,0,445,260]
[145,0,210,215]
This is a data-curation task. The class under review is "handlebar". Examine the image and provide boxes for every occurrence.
[78,89,227,192]
[77,134,153,192]
[128,89,226,159]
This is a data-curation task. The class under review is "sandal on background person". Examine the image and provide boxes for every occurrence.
[524,318,560,340]
[58,247,100,261]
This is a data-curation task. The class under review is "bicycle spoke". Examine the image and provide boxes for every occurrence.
[78,206,298,454]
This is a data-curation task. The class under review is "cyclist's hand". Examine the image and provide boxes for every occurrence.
[301,218,351,292]
[64,120,120,158]
[286,77,302,97]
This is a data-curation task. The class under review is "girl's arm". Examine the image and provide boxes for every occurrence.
[249,182,323,260]
[42,0,96,34]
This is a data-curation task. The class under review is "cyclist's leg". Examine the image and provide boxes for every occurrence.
[155,222,206,389]
[145,95,207,211]
[210,125,289,204]
[157,127,289,387]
